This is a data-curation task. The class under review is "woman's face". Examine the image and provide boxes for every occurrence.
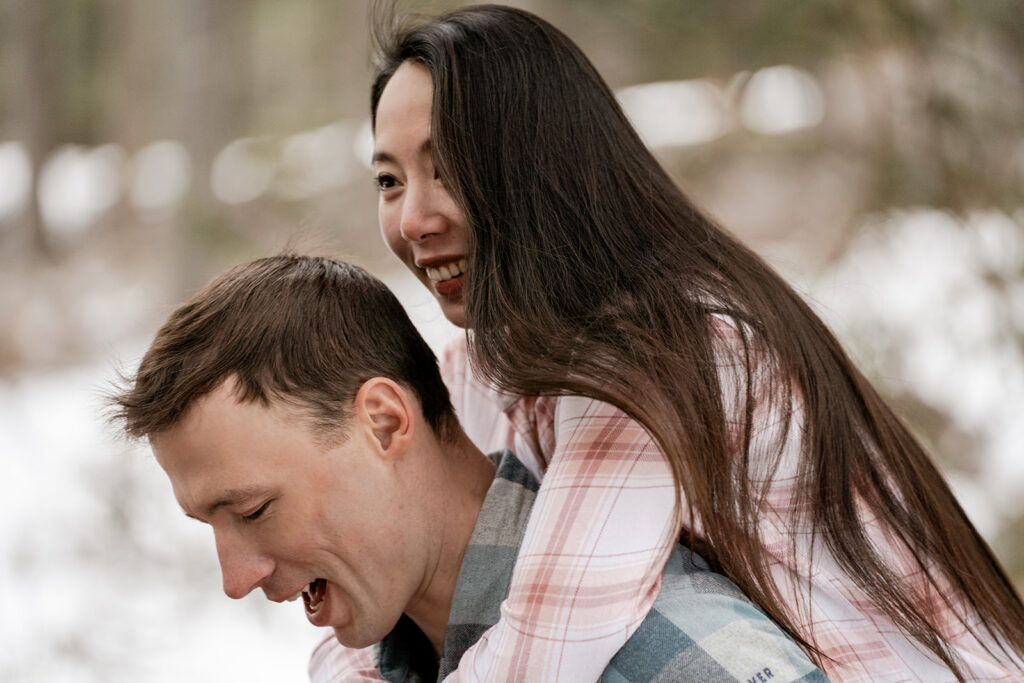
[373,61,470,328]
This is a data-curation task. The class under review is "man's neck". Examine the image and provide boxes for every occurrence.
[403,429,495,657]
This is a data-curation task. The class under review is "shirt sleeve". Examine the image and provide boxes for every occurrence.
[308,631,387,682]
[445,395,679,681]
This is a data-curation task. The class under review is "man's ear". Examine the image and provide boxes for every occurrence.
[352,378,413,457]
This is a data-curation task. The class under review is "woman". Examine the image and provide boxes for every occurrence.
[316,4,1024,681]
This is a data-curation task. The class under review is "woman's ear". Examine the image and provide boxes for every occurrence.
[352,377,413,457]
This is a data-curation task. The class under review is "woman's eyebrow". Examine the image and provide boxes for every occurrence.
[371,140,433,165]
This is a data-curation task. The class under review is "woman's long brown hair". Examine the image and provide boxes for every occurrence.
[371,4,1024,677]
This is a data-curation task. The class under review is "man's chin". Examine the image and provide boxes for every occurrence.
[332,611,402,650]
[332,624,376,650]
[329,606,372,649]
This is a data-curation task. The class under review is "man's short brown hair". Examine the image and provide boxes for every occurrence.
[111,254,458,442]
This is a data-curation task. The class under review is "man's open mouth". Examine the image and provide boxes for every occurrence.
[303,578,327,614]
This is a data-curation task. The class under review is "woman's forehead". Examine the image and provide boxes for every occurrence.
[373,62,433,147]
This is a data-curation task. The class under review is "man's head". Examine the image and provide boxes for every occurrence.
[111,255,473,646]
[113,254,457,443]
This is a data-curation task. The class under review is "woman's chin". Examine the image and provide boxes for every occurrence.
[438,299,466,328]
[443,310,466,329]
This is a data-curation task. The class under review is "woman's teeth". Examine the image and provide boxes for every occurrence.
[425,259,467,282]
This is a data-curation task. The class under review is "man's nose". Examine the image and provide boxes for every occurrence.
[399,182,447,242]
[214,530,274,600]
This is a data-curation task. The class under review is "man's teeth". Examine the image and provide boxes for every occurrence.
[425,259,467,282]
[302,581,324,613]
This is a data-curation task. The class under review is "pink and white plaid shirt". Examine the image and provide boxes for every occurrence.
[309,326,1022,682]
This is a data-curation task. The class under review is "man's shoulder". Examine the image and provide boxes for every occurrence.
[603,549,827,682]
[466,449,538,558]
[487,447,540,491]
[459,449,537,569]
[441,448,538,677]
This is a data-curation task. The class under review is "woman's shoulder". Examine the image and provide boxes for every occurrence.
[512,394,661,468]
[439,334,519,454]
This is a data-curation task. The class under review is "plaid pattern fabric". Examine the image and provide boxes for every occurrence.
[310,450,826,682]
[310,330,1023,682]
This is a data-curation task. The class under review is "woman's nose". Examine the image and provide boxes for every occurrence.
[399,182,448,242]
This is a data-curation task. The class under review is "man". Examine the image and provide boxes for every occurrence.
[111,254,824,682]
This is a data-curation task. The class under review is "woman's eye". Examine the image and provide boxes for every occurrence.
[373,173,397,190]
[242,502,271,522]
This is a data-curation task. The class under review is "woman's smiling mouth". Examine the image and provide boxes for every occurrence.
[425,258,467,283]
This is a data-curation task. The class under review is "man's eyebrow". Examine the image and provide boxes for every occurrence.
[183,487,265,521]
[371,139,433,166]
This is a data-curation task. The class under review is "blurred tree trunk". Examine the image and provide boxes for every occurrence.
[166,0,250,295]
[6,0,59,259]
[101,1,158,151]
[168,0,249,202]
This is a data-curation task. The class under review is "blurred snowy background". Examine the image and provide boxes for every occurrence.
[2,1,1022,681]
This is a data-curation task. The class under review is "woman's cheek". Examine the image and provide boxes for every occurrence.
[378,207,405,258]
